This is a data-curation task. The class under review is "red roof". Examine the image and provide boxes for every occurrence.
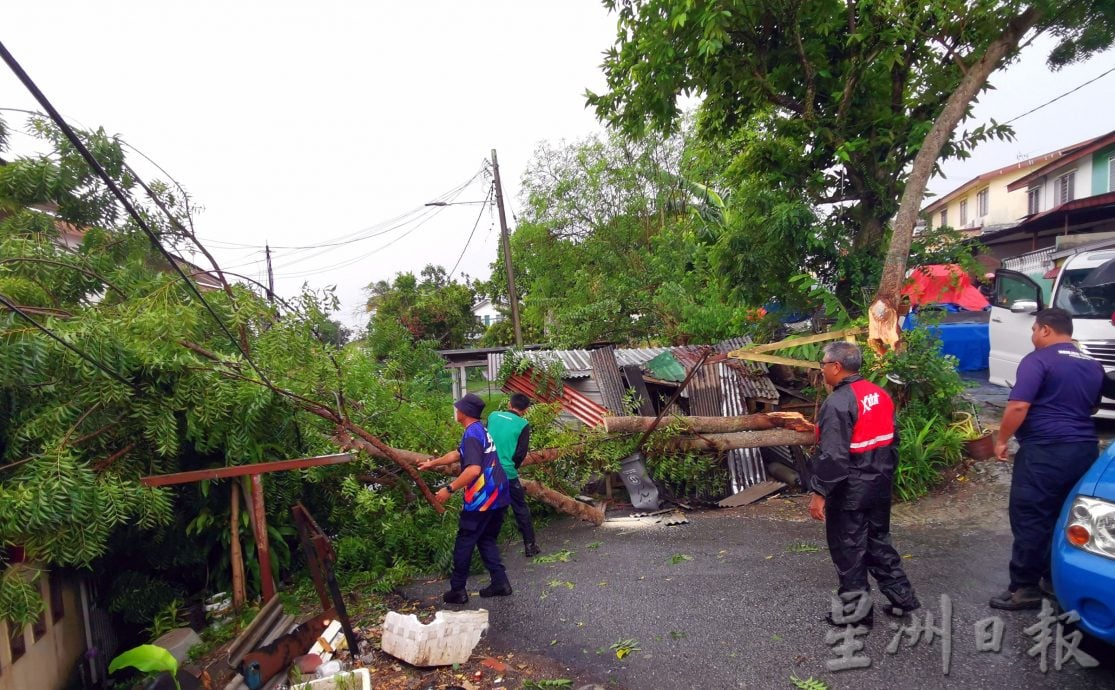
[1007,129,1115,192]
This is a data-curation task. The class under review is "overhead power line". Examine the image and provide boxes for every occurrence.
[1003,64,1115,125]
[0,40,274,387]
[0,293,135,389]
[448,183,495,280]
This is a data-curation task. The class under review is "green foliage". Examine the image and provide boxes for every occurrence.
[646,451,728,500]
[0,566,44,627]
[588,0,1115,308]
[533,549,575,564]
[497,350,564,397]
[108,572,183,627]
[790,676,829,690]
[108,644,180,690]
[864,327,968,424]
[894,412,965,502]
[0,113,468,624]
[144,599,186,641]
[365,264,479,348]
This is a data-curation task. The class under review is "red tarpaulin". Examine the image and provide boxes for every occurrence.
[901,264,989,311]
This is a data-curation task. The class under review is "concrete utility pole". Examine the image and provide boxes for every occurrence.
[265,243,275,304]
[491,149,523,347]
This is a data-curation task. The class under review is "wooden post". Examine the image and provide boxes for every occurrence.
[230,483,246,610]
[245,476,276,602]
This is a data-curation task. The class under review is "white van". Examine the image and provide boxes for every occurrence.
[988,249,1115,418]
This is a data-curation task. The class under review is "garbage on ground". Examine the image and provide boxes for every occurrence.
[380,609,489,667]
[291,667,371,690]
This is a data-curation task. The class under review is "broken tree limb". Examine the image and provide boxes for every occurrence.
[332,427,444,513]
[604,412,814,435]
[520,478,605,526]
[661,429,815,452]
[334,431,605,524]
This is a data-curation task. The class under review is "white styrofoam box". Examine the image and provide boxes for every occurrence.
[292,668,371,690]
[151,627,202,664]
[379,609,488,667]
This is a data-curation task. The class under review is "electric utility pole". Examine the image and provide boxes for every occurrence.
[491,149,522,347]
[265,243,275,304]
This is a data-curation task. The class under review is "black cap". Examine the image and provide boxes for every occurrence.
[454,393,486,420]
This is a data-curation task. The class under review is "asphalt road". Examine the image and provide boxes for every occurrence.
[405,506,1115,689]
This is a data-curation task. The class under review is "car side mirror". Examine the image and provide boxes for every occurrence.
[1010,300,1039,314]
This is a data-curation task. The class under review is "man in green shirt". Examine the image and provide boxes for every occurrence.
[487,393,539,556]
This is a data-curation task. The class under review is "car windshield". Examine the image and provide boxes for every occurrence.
[1053,268,1115,318]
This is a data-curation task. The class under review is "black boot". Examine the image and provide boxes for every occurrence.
[479,582,513,597]
[524,542,540,557]
[443,589,469,604]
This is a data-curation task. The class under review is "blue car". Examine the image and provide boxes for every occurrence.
[1052,442,1115,644]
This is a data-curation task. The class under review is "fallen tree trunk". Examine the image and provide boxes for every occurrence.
[604,412,814,435]
[520,478,605,525]
[662,429,815,452]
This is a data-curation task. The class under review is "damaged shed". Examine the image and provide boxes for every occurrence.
[487,338,804,499]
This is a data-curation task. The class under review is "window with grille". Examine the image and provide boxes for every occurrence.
[1028,187,1041,215]
[976,188,989,217]
[959,200,968,226]
[939,209,947,228]
[1054,171,1075,206]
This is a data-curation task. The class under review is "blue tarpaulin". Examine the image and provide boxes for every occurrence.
[902,313,989,372]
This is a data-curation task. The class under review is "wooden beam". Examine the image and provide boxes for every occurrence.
[139,453,354,487]
[737,327,865,354]
[726,351,823,369]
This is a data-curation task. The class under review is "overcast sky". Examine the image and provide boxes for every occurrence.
[2,3,1112,330]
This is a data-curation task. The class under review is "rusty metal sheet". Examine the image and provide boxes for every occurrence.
[504,373,608,427]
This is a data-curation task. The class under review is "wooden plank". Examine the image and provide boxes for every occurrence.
[739,327,866,353]
[139,453,354,487]
[725,351,823,369]
[717,480,787,507]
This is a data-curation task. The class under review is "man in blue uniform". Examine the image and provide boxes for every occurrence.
[991,308,1104,610]
[810,341,920,624]
[419,393,512,604]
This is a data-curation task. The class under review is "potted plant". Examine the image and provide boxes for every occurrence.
[951,410,995,461]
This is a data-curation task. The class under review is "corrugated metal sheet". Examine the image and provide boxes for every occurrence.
[590,346,628,414]
[488,336,779,405]
[489,347,674,380]
[503,373,608,427]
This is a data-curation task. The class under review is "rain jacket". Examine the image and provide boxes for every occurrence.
[810,375,898,510]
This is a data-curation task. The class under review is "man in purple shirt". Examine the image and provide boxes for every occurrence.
[991,308,1104,610]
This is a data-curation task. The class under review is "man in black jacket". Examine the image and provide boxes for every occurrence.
[810,342,920,623]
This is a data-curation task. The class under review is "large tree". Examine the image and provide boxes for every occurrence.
[588,0,1115,331]
[0,115,463,624]
[365,264,479,349]
[485,132,776,346]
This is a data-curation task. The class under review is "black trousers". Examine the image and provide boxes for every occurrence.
[450,507,508,591]
[825,500,917,607]
[508,478,537,545]
[1009,441,1097,590]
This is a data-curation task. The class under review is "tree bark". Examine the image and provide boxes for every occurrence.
[604,412,813,435]
[871,6,1042,349]
[520,478,605,525]
[229,483,246,610]
[661,429,816,452]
